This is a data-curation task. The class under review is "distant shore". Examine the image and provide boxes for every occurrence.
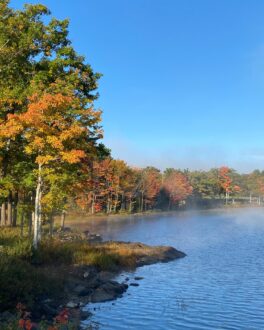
[59,203,264,228]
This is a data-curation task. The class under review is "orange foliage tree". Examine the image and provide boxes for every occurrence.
[163,170,193,209]
[219,166,241,203]
[0,83,102,247]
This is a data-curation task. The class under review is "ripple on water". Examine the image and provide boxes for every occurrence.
[82,209,264,330]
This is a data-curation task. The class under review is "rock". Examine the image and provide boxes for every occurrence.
[0,311,15,321]
[89,276,103,289]
[66,301,79,309]
[100,281,127,295]
[73,284,86,294]
[80,310,92,321]
[90,280,128,303]
[78,288,93,297]
[90,288,116,303]
[98,271,114,282]
[83,271,90,278]
[130,283,139,287]
[134,276,144,281]
[82,266,98,280]
[86,233,102,243]
[125,277,129,282]
[40,304,58,317]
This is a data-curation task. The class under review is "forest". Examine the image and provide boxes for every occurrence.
[0,1,264,249]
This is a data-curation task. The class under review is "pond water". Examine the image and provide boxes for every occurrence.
[79,208,264,330]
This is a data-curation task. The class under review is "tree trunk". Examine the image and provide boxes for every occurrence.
[107,195,111,214]
[12,192,18,227]
[20,212,24,238]
[121,193,125,211]
[7,193,12,226]
[141,192,144,212]
[33,164,42,249]
[61,210,66,230]
[113,192,118,213]
[1,202,6,226]
[168,196,172,211]
[49,214,54,237]
[129,197,133,213]
[28,211,33,238]
[91,194,95,214]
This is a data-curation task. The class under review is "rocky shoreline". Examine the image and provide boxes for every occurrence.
[0,230,186,329]
[60,241,185,328]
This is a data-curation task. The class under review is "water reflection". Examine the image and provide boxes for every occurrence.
[77,208,264,330]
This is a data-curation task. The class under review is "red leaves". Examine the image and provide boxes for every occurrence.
[219,166,241,194]
[219,166,232,193]
[18,319,36,330]
[54,308,69,325]
[16,303,69,329]
[163,171,193,203]
[17,303,36,330]
[140,168,161,205]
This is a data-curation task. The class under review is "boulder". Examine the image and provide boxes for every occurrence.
[66,301,79,309]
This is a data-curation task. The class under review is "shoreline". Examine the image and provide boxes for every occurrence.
[60,205,264,228]
[1,229,186,329]
[63,241,186,327]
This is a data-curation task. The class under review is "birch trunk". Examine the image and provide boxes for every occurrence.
[33,164,42,249]
[1,202,6,226]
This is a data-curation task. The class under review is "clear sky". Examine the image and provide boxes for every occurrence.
[10,0,264,172]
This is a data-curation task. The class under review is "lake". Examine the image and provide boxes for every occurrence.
[78,208,264,329]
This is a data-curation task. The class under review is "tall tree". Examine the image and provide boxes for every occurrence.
[0,2,103,246]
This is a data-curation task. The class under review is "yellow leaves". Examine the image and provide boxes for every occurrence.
[60,149,86,164]
[0,89,101,170]
[46,136,63,150]
[0,114,23,139]
[33,136,45,149]
[59,124,84,141]
[36,155,56,165]
[24,145,33,154]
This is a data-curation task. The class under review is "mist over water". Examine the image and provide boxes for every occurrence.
[81,209,264,329]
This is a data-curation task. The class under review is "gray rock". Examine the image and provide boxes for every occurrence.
[66,301,79,308]
[78,288,93,297]
[134,276,144,281]
[100,281,126,295]
[90,288,116,303]
[98,271,114,282]
[83,271,90,278]
[89,277,103,289]
[73,284,86,294]
[80,310,92,320]
[130,283,139,287]
[0,311,15,321]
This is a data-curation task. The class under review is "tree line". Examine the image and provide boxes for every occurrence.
[0,2,263,248]
[73,162,264,213]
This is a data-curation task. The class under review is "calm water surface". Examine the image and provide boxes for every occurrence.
[79,208,264,330]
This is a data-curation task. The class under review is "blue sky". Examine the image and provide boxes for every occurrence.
[10,0,264,172]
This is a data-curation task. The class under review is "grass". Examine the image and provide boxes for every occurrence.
[0,227,142,316]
